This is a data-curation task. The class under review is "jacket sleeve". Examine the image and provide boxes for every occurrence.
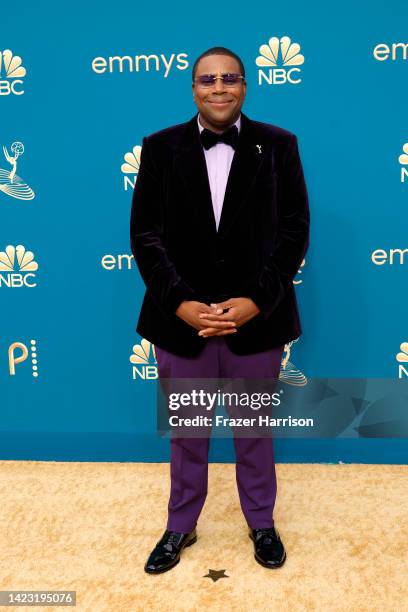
[130,136,197,318]
[243,133,310,319]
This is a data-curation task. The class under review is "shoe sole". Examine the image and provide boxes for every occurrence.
[144,535,197,575]
[249,534,287,569]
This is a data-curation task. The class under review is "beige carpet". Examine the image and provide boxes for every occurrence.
[0,461,407,612]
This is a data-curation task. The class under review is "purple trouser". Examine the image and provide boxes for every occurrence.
[155,335,284,533]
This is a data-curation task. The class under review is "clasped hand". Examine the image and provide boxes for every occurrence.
[175,297,261,338]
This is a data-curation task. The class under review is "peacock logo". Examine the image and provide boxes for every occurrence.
[398,142,408,183]
[130,338,158,380]
[396,342,408,378]
[121,145,142,191]
[294,258,307,285]
[256,36,304,86]
[0,245,38,288]
[0,49,26,95]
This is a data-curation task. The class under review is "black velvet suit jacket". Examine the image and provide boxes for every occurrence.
[130,111,310,358]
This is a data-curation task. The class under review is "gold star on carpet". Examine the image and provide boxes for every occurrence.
[203,569,229,582]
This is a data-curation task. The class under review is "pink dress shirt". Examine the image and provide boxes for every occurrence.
[197,113,241,231]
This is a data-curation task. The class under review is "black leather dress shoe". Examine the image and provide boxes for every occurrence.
[249,526,286,568]
[144,528,197,574]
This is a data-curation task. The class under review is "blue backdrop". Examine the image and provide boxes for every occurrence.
[2,0,407,463]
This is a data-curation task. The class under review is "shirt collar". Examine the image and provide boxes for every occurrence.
[197,112,241,135]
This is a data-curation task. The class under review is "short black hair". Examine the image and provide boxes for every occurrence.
[192,46,246,81]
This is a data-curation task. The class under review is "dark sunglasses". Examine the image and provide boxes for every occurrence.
[193,73,245,87]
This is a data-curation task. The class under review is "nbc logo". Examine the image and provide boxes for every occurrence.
[256,36,304,86]
[0,245,39,288]
[396,342,408,378]
[121,145,141,191]
[398,143,408,183]
[9,339,39,377]
[129,338,158,380]
[0,141,35,200]
[0,49,26,96]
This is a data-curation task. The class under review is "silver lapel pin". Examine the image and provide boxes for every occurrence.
[255,144,262,154]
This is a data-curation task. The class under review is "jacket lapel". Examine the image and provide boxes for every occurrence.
[174,113,216,234]
[217,112,265,236]
[173,111,265,237]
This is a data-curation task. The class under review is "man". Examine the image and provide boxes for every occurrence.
[130,46,310,573]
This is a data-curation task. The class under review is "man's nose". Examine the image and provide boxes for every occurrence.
[214,78,226,93]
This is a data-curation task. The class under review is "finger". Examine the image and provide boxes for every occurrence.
[199,319,236,329]
[210,303,223,313]
[199,303,219,313]
[199,327,238,337]
[213,328,239,336]
[199,304,223,315]
[198,310,236,321]
[198,327,218,337]
[199,325,235,335]
[217,300,236,310]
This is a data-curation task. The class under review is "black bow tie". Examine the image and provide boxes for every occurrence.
[200,125,239,150]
